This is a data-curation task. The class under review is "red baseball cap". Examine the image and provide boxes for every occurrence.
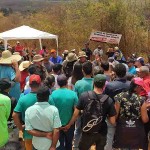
[29,74,41,84]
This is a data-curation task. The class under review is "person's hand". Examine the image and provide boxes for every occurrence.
[22,125,25,130]
[60,124,71,132]
[12,59,18,69]
[46,132,53,140]
[49,146,56,150]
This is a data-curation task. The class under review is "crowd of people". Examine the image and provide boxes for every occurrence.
[0,40,150,150]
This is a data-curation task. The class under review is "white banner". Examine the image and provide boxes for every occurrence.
[90,31,122,44]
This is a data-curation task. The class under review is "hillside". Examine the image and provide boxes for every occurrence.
[0,0,70,12]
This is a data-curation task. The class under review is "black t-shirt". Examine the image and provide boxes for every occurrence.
[76,91,116,134]
[82,48,92,60]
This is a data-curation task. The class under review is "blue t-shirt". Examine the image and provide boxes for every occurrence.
[128,66,137,75]
[50,56,62,64]
[0,66,21,101]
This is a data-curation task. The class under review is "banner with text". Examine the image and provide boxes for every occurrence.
[90,31,122,44]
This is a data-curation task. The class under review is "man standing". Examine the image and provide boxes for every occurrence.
[25,86,61,150]
[74,51,88,66]
[13,74,42,150]
[50,49,62,64]
[135,57,145,71]
[15,41,24,56]
[93,45,103,56]
[73,61,94,149]
[0,81,11,148]
[104,63,130,150]
[50,74,78,150]
[82,43,92,60]
[43,53,54,74]
[64,74,116,150]
[0,50,21,101]
[127,58,137,75]
[139,66,150,94]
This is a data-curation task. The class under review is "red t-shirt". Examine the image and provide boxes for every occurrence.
[143,76,150,93]
[20,70,28,91]
[15,45,24,56]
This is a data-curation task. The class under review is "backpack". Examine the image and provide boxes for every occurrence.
[64,60,76,77]
[82,91,109,133]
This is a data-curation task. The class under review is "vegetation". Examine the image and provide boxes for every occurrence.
[0,0,150,57]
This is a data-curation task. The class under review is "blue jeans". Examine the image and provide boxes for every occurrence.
[57,124,75,150]
[104,119,116,150]
[73,117,82,149]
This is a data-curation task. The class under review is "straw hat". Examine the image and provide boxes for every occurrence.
[71,49,76,53]
[13,52,20,55]
[0,50,21,64]
[19,61,31,71]
[62,50,69,57]
[78,51,87,58]
[66,52,77,62]
[33,54,44,62]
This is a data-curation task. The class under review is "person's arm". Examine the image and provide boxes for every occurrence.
[141,102,149,123]
[107,98,117,125]
[49,128,59,150]
[12,112,24,131]
[12,60,21,82]
[115,102,120,119]
[27,130,53,139]
[108,116,116,126]
[63,108,80,131]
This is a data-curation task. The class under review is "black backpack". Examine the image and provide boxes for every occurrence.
[82,91,109,133]
[64,60,76,78]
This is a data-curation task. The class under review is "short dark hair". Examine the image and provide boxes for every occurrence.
[44,75,55,88]
[53,64,62,74]
[94,80,105,88]
[42,45,46,49]
[93,67,104,76]
[57,74,67,87]
[114,63,126,78]
[29,81,40,89]
[37,86,50,102]
[28,64,37,75]
[101,61,109,71]
[82,61,93,75]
